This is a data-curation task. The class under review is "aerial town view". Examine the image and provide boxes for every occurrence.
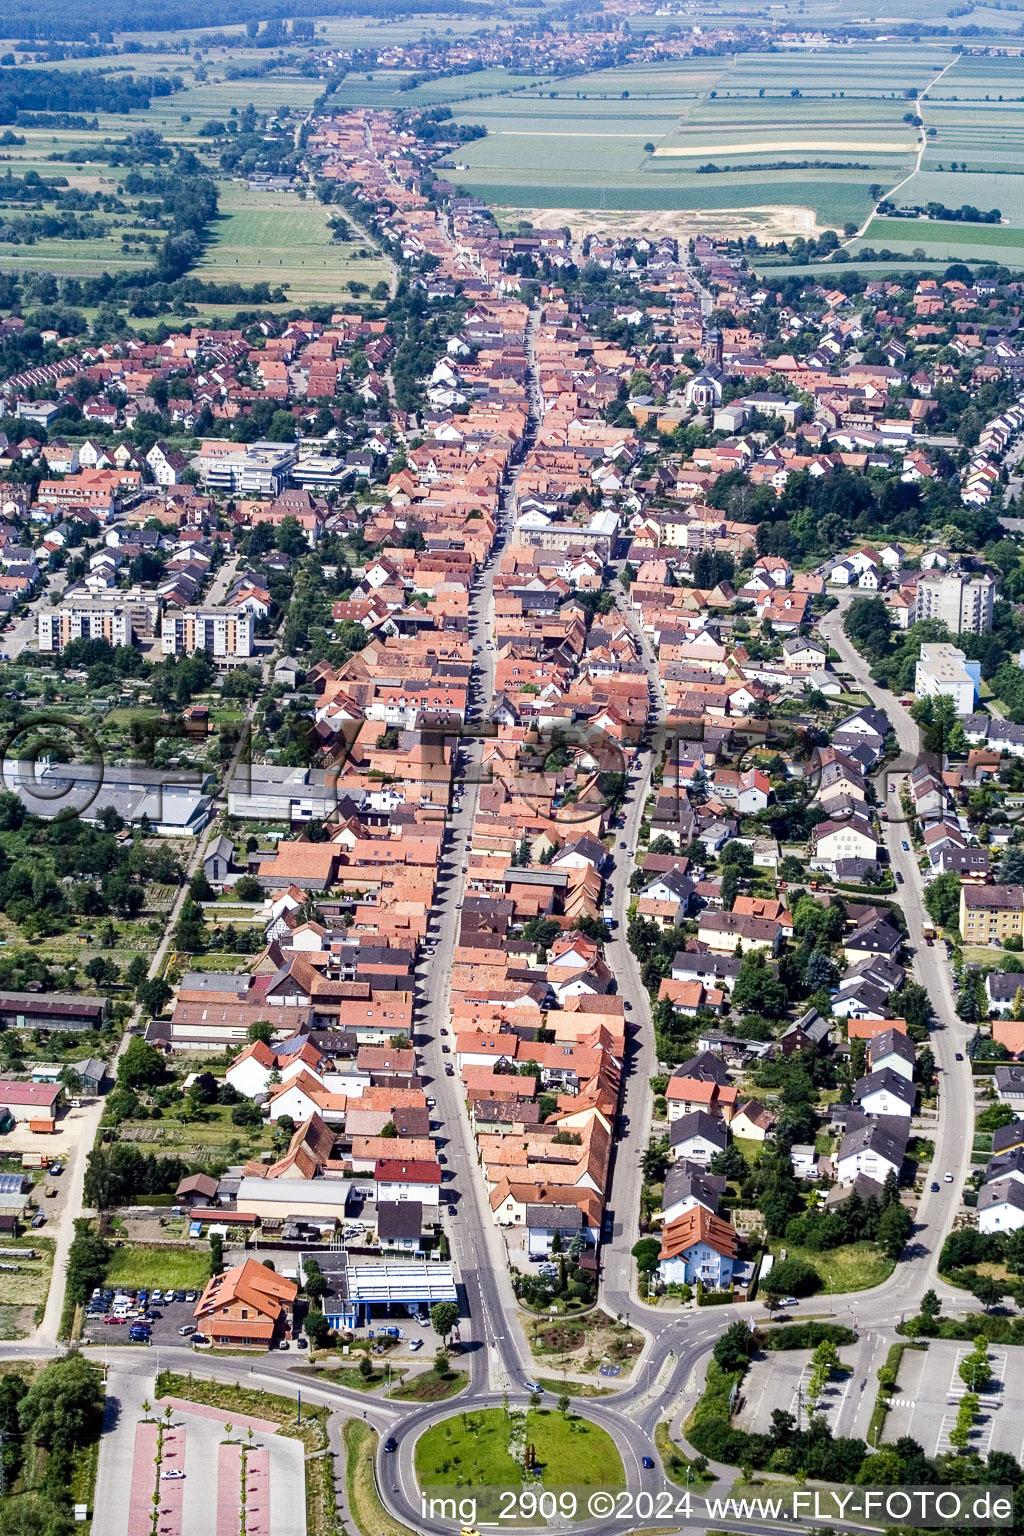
[4,0,1024,1532]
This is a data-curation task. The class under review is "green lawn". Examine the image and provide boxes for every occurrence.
[103,1244,211,1291]
[415,1407,625,1489]
[863,216,1024,249]
[779,1241,894,1294]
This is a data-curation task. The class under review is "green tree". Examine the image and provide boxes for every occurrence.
[430,1301,460,1342]
[304,1308,331,1350]
[137,977,171,1016]
[303,1259,328,1305]
[877,1201,912,1260]
[65,1221,110,1304]
[19,1354,102,1455]
[631,1237,661,1275]
[923,871,961,931]
[117,1035,165,1088]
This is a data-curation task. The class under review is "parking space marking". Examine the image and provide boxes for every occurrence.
[128,1423,159,1536]
[217,1443,242,1536]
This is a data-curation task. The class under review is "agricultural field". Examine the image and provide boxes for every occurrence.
[196,183,390,304]
[857,217,1024,261]
[439,48,943,229]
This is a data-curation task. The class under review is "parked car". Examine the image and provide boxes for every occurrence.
[179,1323,196,1337]
[930,1181,940,1192]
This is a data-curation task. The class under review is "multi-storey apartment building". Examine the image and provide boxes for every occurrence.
[38,600,133,652]
[915,568,995,634]
[161,607,253,660]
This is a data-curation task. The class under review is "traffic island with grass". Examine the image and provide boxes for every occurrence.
[526,1311,643,1377]
[414,1405,626,1508]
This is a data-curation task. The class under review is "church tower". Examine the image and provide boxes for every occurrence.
[702,323,723,368]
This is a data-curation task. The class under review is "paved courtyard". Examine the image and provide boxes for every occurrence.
[883,1341,1017,1460]
[93,1369,307,1536]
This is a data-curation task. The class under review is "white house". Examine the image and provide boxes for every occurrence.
[668,1110,728,1168]
[853,1068,915,1118]
[978,1178,1024,1234]
[867,1028,916,1082]
[836,1123,905,1185]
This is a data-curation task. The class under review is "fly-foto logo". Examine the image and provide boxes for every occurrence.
[0,711,107,820]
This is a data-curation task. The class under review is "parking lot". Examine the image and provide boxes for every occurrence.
[81,1286,208,1349]
[735,1333,886,1443]
[94,1368,307,1536]
[883,1341,1018,1459]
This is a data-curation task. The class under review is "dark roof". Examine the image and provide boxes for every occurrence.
[376,1200,423,1240]
[668,1110,728,1149]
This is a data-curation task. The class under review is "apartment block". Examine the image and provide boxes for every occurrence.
[960,883,1024,946]
[915,568,995,634]
[914,642,980,715]
[161,607,253,660]
[38,600,133,653]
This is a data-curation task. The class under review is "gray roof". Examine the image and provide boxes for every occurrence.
[525,1204,584,1230]
[838,1121,908,1166]
[853,1068,916,1107]
[868,1029,916,1065]
[996,1065,1024,1097]
[978,1178,1024,1215]
[985,1146,1024,1184]
[180,972,251,996]
[669,1110,728,1149]
[662,1162,726,1213]
[988,972,1024,1002]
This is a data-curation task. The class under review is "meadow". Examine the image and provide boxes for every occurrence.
[196,183,390,304]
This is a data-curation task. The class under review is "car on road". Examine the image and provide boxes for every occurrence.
[619,841,626,848]
[779,1297,799,1307]
[445,1065,454,1076]
[944,1172,954,1182]
[161,1470,185,1481]
[901,840,910,851]
[955,1052,964,1060]
[440,1027,449,1036]
[895,872,904,885]
[930,1181,940,1192]
[623,1000,631,1011]
[642,1457,655,1469]
[384,1439,398,1453]
[442,1044,450,1053]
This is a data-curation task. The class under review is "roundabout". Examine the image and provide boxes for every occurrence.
[413,1403,627,1492]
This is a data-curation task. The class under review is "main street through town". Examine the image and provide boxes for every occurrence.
[0,429,991,1536]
